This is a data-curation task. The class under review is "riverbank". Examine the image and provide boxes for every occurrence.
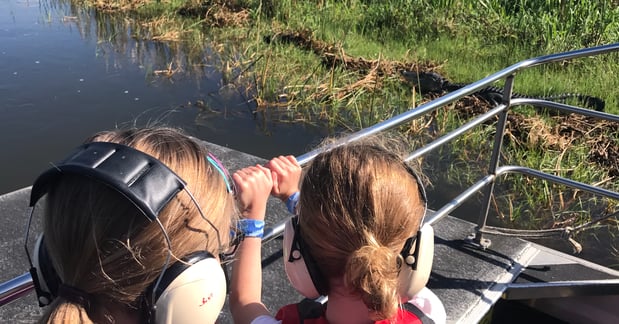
[62,0,619,267]
[2,71,618,322]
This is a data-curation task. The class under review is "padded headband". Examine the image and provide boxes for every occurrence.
[402,162,427,221]
[25,142,189,307]
[29,142,186,220]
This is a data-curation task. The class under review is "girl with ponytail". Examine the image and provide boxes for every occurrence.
[230,135,446,324]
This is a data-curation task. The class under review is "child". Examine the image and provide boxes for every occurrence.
[26,127,239,324]
[230,136,446,324]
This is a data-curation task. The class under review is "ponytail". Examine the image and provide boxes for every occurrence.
[344,234,400,320]
[40,298,94,324]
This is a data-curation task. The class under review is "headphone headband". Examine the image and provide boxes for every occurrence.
[402,161,427,223]
[29,142,186,220]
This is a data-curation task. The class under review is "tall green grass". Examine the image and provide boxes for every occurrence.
[66,0,619,265]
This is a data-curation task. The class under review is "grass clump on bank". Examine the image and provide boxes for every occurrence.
[65,0,619,263]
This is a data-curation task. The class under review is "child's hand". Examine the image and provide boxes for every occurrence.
[233,164,273,220]
[266,155,301,201]
[230,165,273,324]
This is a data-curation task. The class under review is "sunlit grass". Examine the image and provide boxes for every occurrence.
[59,0,619,264]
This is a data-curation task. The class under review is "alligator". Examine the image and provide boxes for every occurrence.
[400,70,605,112]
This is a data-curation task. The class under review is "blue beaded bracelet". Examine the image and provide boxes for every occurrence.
[286,191,300,214]
[237,219,265,238]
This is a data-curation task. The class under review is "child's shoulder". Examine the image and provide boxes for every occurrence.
[406,287,447,324]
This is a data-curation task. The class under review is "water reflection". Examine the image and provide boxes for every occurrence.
[44,0,257,106]
[2,0,616,271]
[0,0,327,195]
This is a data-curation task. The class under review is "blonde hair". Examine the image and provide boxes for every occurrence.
[39,127,237,323]
[298,135,425,320]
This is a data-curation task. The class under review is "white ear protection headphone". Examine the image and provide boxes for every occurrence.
[282,161,434,301]
[282,216,327,299]
[396,223,434,302]
[24,142,228,324]
[148,251,227,324]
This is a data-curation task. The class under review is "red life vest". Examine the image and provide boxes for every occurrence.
[275,299,434,324]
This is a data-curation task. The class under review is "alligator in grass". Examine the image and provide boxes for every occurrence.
[400,70,605,112]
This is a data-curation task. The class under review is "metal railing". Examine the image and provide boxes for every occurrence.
[266,42,619,242]
[2,42,619,307]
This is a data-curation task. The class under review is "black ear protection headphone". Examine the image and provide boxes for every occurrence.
[24,142,228,323]
[282,159,435,301]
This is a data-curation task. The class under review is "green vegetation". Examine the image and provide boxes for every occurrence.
[64,0,619,265]
[67,0,619,114]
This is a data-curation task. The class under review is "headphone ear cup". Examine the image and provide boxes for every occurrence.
[282,217,321,299]
[398,223,434,301]
[153,253,226,324]
[32,234,61,306]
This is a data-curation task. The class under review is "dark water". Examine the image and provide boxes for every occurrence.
[1,0,616,271]
[0,0,328,195]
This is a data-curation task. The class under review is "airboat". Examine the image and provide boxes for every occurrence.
[1,43,618,323]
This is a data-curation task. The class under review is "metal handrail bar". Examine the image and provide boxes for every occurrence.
[424,163,619,229]
[413,95,619,226]
[265,103,509,242]
[263,43,619,242]
[425,174,497,227]
[496,166,619,201]
[2,42,618,307]
[295,42,619,166]
[262,221,287,243]
[0,272,34,306]
[512,98,619,122]
[406,104,508,161]
[475,73,514,243]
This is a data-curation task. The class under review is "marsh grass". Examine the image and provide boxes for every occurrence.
[64,0,619,262]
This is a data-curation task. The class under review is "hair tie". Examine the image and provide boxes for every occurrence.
[57,284,92,309]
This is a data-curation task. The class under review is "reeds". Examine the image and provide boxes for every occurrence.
[56,0,619,262]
